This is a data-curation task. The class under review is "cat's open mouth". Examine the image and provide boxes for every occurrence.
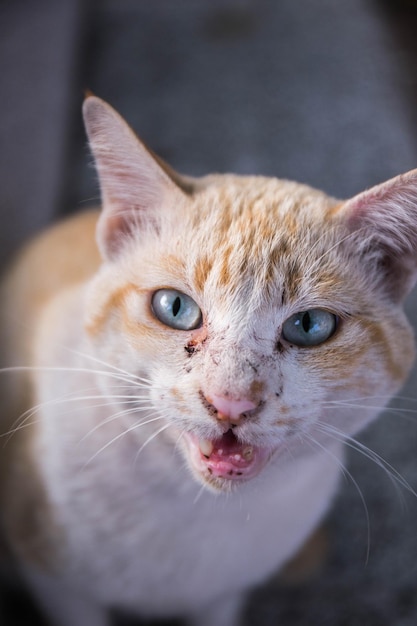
[184,429,270,486]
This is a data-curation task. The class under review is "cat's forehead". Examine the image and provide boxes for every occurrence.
[184,175,340,256]
[180,176,346,304]
[191,174,336,224]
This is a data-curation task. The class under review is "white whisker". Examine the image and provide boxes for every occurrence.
[134,423,173,465]
[80,404,161,441]
[323,399,417,415]
[307,226,369,276]
[63,346,152,386]
[3,386,153,442]
[193,483,207,505]
[0,365,147,388]
[305,432,371,564]
[82,414,168,469]
[316,422,416,505]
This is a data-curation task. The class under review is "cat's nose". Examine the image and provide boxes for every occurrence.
[208,393,257,424]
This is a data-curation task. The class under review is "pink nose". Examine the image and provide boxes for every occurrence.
[209,394,257,422]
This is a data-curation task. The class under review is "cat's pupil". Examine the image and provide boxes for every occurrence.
[302,312,311,333]
[282,309,337,347]
[172,297,181,317]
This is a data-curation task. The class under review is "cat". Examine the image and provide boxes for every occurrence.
[0,95,416,626]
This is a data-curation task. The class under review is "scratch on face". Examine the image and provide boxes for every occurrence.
[185,324,208,356]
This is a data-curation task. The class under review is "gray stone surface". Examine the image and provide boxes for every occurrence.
[2,0,417,624]
[0,0,83,266]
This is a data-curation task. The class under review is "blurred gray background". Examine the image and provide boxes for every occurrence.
[1,0,417,624]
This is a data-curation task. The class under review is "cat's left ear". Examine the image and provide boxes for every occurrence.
[341,169,417,301]
[83,96,191,260]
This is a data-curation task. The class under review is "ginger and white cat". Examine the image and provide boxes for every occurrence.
[0,96,417,626]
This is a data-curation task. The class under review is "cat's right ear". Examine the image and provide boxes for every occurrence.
[340,168,417,302]
[83,96,190,260]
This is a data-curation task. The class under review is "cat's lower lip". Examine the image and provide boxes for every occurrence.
[184,430,270,483]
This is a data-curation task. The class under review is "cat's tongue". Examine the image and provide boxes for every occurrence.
[188,430,269,481]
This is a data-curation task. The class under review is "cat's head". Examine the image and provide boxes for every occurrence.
[83,96,417,492]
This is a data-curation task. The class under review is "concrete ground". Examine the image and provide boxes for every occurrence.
[1,1,417,624]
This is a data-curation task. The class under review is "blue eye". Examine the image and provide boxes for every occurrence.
[151,289,202,330]
[282,309,337,347]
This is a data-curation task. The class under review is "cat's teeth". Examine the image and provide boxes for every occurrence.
[199,438,214,457]
[243,446,254,461]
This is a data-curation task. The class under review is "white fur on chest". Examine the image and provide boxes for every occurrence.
[35,369,341,618]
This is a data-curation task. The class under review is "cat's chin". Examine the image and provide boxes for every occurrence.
[182,429,272,492]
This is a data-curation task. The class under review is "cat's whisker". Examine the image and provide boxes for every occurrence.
[324,393,417,405]
[168,427,195,479]
[322,400,417,424]
[80,403,161,441]
[315,422,416,503]
[193,483,208,505]
[62,346,152,386]
[4,307,153,388]
[3,416,45,441]
[133,422,173,465]
[379,410,417,427]
[389,395,417,404]
[173,429,187,454]
[0,364,150,389]
[304,432,371,564]
[82,414,169,469]
[306,226,369,276]
[4,390,152,442]
[295,229,345,277]
[323,426,398,504]
[4,386,111,443]
[322,395,417,411]
[303,229,333,257]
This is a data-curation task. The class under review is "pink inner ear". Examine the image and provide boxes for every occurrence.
[341,168,417,301]
[344,169,417,249]
[96,210,139,260]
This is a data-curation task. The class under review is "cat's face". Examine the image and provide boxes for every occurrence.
[83,97,417,493]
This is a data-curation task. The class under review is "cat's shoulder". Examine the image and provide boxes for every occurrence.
[1,208,101,307]
[13,208,100,283]
[0,209,101,371]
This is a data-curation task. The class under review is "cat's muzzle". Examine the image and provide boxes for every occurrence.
[183,429,271,487]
